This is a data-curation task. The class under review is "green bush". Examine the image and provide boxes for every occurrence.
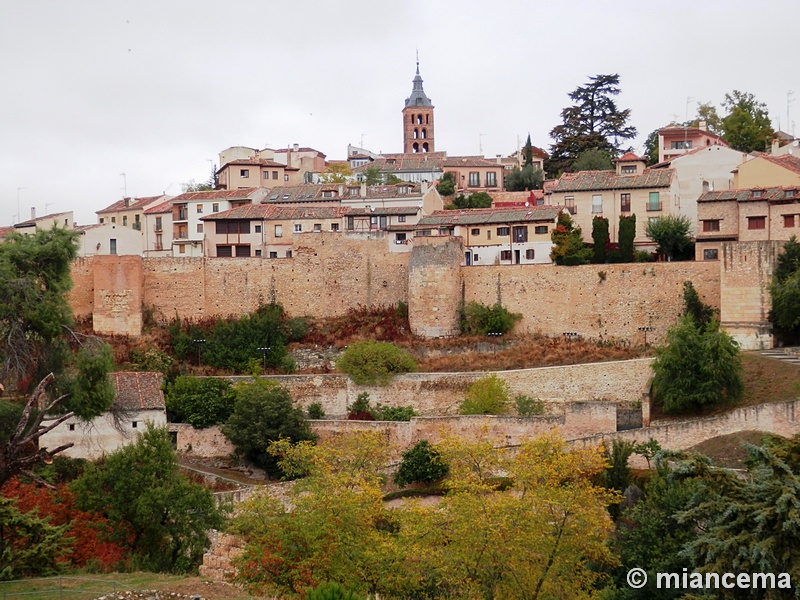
[336,341,416,385]
[513,394,544,417]
[165,376,236,428]
[459,375,510,415]
[460,302,522,336]
[374,404,418,421]
[306,582,365,600]
[167,303,291,374]
[394,440,449,487]
[307,402,325,419]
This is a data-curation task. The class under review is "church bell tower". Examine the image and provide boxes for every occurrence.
[402,59,435,153]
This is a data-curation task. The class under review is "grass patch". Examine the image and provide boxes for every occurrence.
[0,573,253,600]
[688,430,782,469]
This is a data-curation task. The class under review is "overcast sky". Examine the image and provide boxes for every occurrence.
[1,0,797,226]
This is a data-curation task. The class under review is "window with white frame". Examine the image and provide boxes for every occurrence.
[294,223,302,233]
[592,195,603,213]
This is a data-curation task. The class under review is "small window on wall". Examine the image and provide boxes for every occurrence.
[240,169,249,178]
[748,216,766,230]
[500,250,512,261]
[255,225,262,233]
[275,225,283,237]
[497,227,510,236]
[785,215,797,228]
[314,223,322,232]
[703,248,719,260]
[471,228,480,235]
[197,204,203,214]
[196,224,203,233]
[132,421,138,429]
[703,220,720,232]
[592,195,603,213]
[286,250,293,258]
[331,223,340,232]
[526,249,535,259]
[179,245,186,254]
[212,203,219,212]
[294,224,302,233]
[534,225,548,235]
[269,251,278,259]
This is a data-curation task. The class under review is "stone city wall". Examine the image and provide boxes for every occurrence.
[461,261,721,345]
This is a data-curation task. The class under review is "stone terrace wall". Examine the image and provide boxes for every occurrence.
[262,358,653,417]
[177,402,617,461]
[571,400,800,468]
[462,261,720,345]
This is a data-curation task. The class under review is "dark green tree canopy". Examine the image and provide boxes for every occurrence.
[505,164,544,192]
[720,90,774,153]
[572,148,613,172]
[644,215,694,261]
[223,379,315,477]
[436,171,456,196]
[72,426,222,572]
[769,236,800,340]
[651,316,743,414]
[449,191,493,209]
[548,74,637,176]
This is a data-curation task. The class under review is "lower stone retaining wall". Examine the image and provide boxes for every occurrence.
[175,402,619,460]
[261,358,653,418]
[570,400,800,467]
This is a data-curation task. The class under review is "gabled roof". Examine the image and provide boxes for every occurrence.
[217,158,286,172]
[755,154,800,175]
[201,204,349,221]
[97,195,169,214]
[354,153,446,174]
[615,152,645,163]
[658,125,727,143]
[14,211,73,229]
[347,206,420,217]
[490,190,544,206]
[548,169,674,193]
[261,183,428,204]
[442,156,504,168]
[111,372,165,411]
[698,187,800,203]
[144,198,174,215]
[170,188,266,203]
[417,206,562,227]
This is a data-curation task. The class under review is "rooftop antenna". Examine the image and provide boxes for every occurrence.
[45,202,54,214]
[788,90,796,137]
[416,48,419,74]
[120,172,127,197]
[479,133,485,156]
[684,96,694,148]
[16,187,25,224]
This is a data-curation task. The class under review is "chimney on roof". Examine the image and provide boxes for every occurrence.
[360,182,367,197]
[338,185,344,197]
[496,154,502,164]
[772,138,780,155]
[123,197,131,207]
[698,120,707,131]
[31,207,36,220]
[293,143,299,152]
[421,181,428,194]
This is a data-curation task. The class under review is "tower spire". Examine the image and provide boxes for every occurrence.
[416,48,419,75]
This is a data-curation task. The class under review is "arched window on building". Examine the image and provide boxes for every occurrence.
[413,142,420,153]
[414,129,419,139]
[422,142,429,152]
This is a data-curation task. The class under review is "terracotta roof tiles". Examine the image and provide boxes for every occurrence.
[111,372,165,411]
[548,169,674,193]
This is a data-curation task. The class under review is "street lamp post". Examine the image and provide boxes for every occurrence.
[563,332,579,343]
[638,326,655,349]
[257,347,271,372]
[487,332,502,354]
[192,339,206,367]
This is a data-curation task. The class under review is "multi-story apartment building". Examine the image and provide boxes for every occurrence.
[696,187,800,261]
[96,195,170,231]
[169,188,269,257]
[413,206,563,265]
[657,123,729,163]
[546,154,677,247]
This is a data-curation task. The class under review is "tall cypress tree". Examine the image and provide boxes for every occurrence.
[592,216,609,264]
[618,214,636,262]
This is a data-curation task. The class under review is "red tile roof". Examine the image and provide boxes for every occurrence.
[97,195,168,214]
[758,154,800,175]
[548,169,674,193]
[170,188,265,203]
[698,186,800,202]
[111,372,165,411]
[218,158,286,171]
[615,152,644,162]
[144,199,174,215]
[418,206,562,227]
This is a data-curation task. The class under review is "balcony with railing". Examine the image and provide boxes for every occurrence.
[647,201,663,212]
